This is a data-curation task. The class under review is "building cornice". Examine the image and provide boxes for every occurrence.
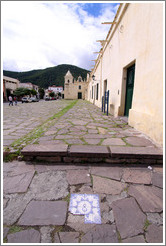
[90,3,129,77]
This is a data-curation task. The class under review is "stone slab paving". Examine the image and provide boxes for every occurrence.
[40,226,54,243]
[146,212,163,225]
[91,166,123,181]
[110,146,163,159]
[18,200,68,226]
[3,100,72,147]
[3,100,163,243]
[122,168,152,184]
[125,136,156,146]
[112,197,146,239]
[3,161,163,243]
[128,185,163,212]
[93,175,126,195]
[152,171,163,188]
[3,171,35,194]
[145,224,163,243]
[68,145,110,157]
[22,144,68,156]
[4,100,162,164]
[81,224,119,243]
[66,169,91,185]
[122,235,146,243]
[59,232,80,243]
[7,229,40,243]
[102,138,126,146]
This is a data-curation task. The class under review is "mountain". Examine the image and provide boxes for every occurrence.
[3,64,90,89]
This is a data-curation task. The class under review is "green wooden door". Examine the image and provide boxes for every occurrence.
[78,92,82,99]
[124,64,135,116]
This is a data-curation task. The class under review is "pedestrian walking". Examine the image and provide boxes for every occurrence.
[13,96,17,105]
[8,96,13,106]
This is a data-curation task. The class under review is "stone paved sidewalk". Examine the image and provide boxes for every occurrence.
[3,100,163,243]
[4,100,162,161]
[35,100,160,148]
[20,100,162,165]
[3,161,163,243]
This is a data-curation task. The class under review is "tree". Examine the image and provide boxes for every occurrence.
[49,91,55,97]
[13,88,31,97]
[38,88,44,99]
[30,89,37,96]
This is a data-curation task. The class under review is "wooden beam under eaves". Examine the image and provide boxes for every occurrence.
[101,22,117,24]
[93,52,101,54]
[96,40,108,43]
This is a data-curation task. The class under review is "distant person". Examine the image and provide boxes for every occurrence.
[13,96,17,105]
[8,96,13,106]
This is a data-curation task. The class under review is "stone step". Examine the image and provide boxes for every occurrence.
[20,144,163,165]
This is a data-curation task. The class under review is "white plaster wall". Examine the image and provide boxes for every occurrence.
[64,82,87,99]
[89,60,102,108]
[89,3,163,145]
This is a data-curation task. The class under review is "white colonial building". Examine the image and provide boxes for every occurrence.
[3,76,20,101]
[48,85,63,94]
[64,71,88,100]
[87,2,163,146]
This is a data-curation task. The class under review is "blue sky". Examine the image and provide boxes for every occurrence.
[80,3,119,17]
[2,1,120,72]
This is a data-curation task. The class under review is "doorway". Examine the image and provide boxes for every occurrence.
[78,92,82,99]
[124,64,135,116]
[103,80,107,96]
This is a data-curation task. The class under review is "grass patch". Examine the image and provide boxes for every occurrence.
[54,226,63,233]
[98,138,105,146]
[4,153,19,162]
[3,238,8,243]
[144,219,151,231]
[62,193,70,203]
[123,186,129,193]
[33,140,39,144]
[10,127,45,149]
[121,137,132,146]
[67,120,75,126]
[117,230,122,243]
[80,137,88,145]
[63,140,70,145]
[79,231,85,243]
[49,100,78,120]
[90,174,93,185]
[3,146,10,152]
[120,122,128,127]
[9,226,23,234]
[89,113,95,121]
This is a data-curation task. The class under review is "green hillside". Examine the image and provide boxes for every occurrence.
[3,64,90,89]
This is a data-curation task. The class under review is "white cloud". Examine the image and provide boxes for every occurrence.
[2,1,119,72]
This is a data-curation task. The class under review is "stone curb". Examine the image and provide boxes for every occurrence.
[20,144,163,165]
[110,146,163,159]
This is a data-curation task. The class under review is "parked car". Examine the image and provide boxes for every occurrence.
[22,97,32,103]
[45,96,50,101]
[30,97,39,102]
[50,97,57,100]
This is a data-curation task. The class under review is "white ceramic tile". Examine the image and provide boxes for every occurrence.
[69,194,101,224]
